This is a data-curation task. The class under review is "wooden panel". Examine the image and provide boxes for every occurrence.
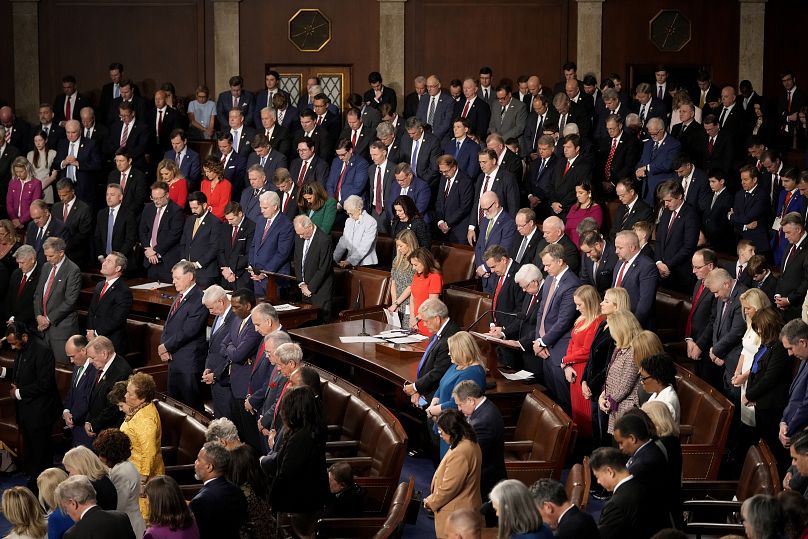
[239,0,379,101]
[38,0,206,108]
[405,0,570,91]
[763,0,808,99]
[0,0,13,106]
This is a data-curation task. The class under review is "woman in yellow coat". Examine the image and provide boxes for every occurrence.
[424,409,483,538]
[119,372,165,517]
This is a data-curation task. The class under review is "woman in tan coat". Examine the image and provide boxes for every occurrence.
[424,409,483,538]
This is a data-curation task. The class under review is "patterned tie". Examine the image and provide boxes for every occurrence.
[168,293,184,319]
[297,161,308,186]
[119,122,130,147]
[43,265,58,318]
[374,168,383,214]
[685,281,704,337]
[427,97,437,125]
[604,138,617,180]
[538,276,557,337]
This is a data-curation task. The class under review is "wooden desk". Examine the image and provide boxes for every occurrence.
[79,278,319,329]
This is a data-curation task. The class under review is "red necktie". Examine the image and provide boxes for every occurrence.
[374,168,383,214]
[274,380,290,422]
[63,203,69,222]
[119,122,130,147]
[43,266,57,318]
[261,218,272,243]
[604,138,617,180]
[667,210,677,237]
[461,100,471,118]
[100,281,109,298]
[787,91,793,113]
[316,116,323,126]
[282,192,291,213]
[231,225,238,246]
[351,130,358,148]
[297,161,308,186]
[248,342,266,394]
[17,274,27,297]
[563,160,571,175]
[168,293,184,319]
[615,261,628,287]
[685,281,704,337]
[707,137,714,154]
[95,368,103,386]
[65,98,71,122]
[158,110,164,135]
[492,274,505,322]
[335,163,347,201]
[120,172,127,192]
[783,191,794,218]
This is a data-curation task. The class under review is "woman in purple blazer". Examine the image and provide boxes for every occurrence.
[144,475,200,539]
[6,157,43,231]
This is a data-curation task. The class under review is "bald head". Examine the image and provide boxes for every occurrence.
[480,190,498,209]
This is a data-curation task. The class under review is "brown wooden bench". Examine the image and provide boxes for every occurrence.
[430,242,476,286]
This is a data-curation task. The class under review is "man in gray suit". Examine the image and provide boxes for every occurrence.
[488,84,528,141]
[33,237,81,363]
[367,140,394,234]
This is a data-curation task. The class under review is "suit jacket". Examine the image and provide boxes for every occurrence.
[386,177,431,222]
[223,314,263,399]
[98,81,140,125]
[180,211,224,285]
[536,270,580,365]
[106,120,149,171]
[95,206,138,261]
[326,154,370,205]
[107,168,148,219]
[316,109,342,150]
[5,264,41,328]
[580,241,618,296]
[430,438,482,539]
[0,334,59,430]
[527,153,559,206]
[532,235,581,275]
[239,186,269,224]
[775,237,808,321]
[489,261,525,326]
[691,279,717,352]
[414,319,460,400]
[681,168,712,219]
[203,308,236,385]
[509,229,543,266]
[443,137,481,180]
[609,199,654,240]
[503,290,542,351]
[253,89,292,126]
[138,201,185,276]
[474,211,517,290]
[746,341,793,410]
[276,105,300,132]
[63,361,97,446]
[293,227,334,318]
[703,130,735,179]
[289,156,330,187]
[258,124,293,161]
[400,133,442,187]
[457,97,491,140]
[416,90,455,141]
[729,186,771,253]
[636,135,681,200]
[51,136,102,204]
[632,97,667,126]
[784,360,808,436]
[612,253,659,327]
[334,212,378,266]
[367,160,396,216]
[702,188,735,253]
[213,150,247,190]
[218,217,256,291]
[249,212,295,276]
[216,90,255,129]
[190,476,247,539]
[52,198,92,267]
[472,169,520,228]
[468,398,506,498]
[339,124,375,161]
[26,217,70,264]
[556,505,600,539]
[488,98,528,141]
[106,94,149,127]
[53,92,91,123]
[33,257,81,342]
[86,354,132,433]
[671,121,708,168]
[86,279,133,356]
[597,131,640,183]
[160,284,208,374]
[598,477,665,539]
[0,144,20,186]
[550,156,593,218]
[63,506,136,539]
[520,110,549,157]
[655,202,700,292]
[363,86,397,111]
[228,126,257,158]
[164,147,202,188]
[4,119,31,154]
[404,91,426,119]
[706,282,748,382]
[146,107,183,154]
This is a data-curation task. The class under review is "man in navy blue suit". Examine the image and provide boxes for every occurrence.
[201,285,237,419]
[635,117,681,203]
[386,162,431,223]
[532,243,579,413]
[459,77,491,140]
[632,82,667,131]
[654,180,700,293]
[25,200,70,264]
[416,75,454,142]
[443,118,481,180]
[781,320,808,447]
[730,165,772,255]
[531,479,599,539]
[213,133,247,192]
[245,133,286,184]
[216,75,254,129]
[400,117,442,189]
[326,139,370,223]
[139,182,185,282]
[704,268,748,397]
[312,93,341,152]
[51,120,101,205]
[165,128,202,189]
[158,261,209,411]
[474,191,517,292]
[612,230,658,328]
[190,442,247,538]
[248,191,294,296]
[253,70,291,127]
[579,230,618,297]
[180,191,223,287]
[219,202,256,291]
[62,335,97,448]
[435,155,474,244]
[469,149,521,240]
[673,154,711,219]
[272,93,299,133]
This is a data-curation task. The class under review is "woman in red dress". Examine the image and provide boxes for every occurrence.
[409,247,443,335]
[562,284,605,438]
[200,156,232,220]
[157,159,188,209]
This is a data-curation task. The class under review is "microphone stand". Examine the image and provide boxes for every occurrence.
[355,279,369,336]
[465,309,522,331]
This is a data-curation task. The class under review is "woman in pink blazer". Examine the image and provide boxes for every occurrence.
[7,157,43,231]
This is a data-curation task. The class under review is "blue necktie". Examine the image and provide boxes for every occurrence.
[411,139,420,170]
[417,334,438,377]
[106,209,114,254]
[455,140,461,157]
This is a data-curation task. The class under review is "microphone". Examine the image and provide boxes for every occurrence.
[465,309,521,331]
[354,279,369,336]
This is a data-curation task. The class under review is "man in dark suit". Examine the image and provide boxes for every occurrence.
[312,93,342,151]
[474,192,517,291]
[404,76,427,119]
[26,200,70,264]
[702,115,736,184]
[674,154,712,219]
[687,250,723,387]
[293,214,334,322]
[86,253,132,357]
[470,149,520,237]
[216,75,254,130]
[273,93,299,134]
[200,285,238,419]
[597,114,640,191]
[493,263,543,371]
[483,245,525,327]
[704,268,748,397]
[403,299,459,406]
[106,101,149,173]
[386,162,431,222]
[108,148,149,219]
[531,478,600,539]
[147,90,182,157]
[368,141,395,234]
[84,335,132,439]
[340,108,375,162]
[79,107,109,152]
[95,182,139,265]
[272,168,299,220]
[0,106,31,154]
[52,179,92,268]
[457,77,491,141]
[289,137,330,187]
[165,128,202,190]
[526,135,559,221]
[62,335,97,448]
[158,261,208,411]
[326,139,370,219]
[240,165,271,224]
[36,104,66,150]
[377,120,403,165]
[253,70,291,126]
[775,213,808,321]
[509,208,542,265]
[56,475,136,539]
[400,117,442,189]
[5,245,40,328]
[670,101,708,168]
[105,77,148,127]
[703,170,736,253]
[533,244,580,413]
[551,93,589,139]
[213,133,247,194]
[33,237,81,364]
[51,120,102,205]
[550,134,592,220]
[0,322,60,491]
[579,230,617,297]
[226,108,257,160]
[364,71,397,111]
[190,442,248,539]
[97,63,132,126]
[591,447,666,539]
[180,191,223,287]
[248,191,295,296]
[533,216,580,274]
[632,83,667,129]
[780,320,808,446]
[139,181,185,282]
[219,202,256,291]
[613,230,659,328]
[297,108,333,161]
[53,75,91,125]
[609,178,654,240]
[635,117,681,203]
[256,106,293,162]
[779,70,806,145]
[486,133,523,183]
[415,75,455,142]
[520,93,552,159]
[654,180,700,293]
[730,165,772,254]
[693,70,721,113]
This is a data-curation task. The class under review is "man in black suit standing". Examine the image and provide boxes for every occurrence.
[597,114,640,194]
[98,62,139,126]
[654,180,700,293]
[51,119,101,206]
[364,71,397,111]
[403,76,427,120]
[674,153,712,219]
[491,264,543,371]
[435,155,474,245]
[775,212,808,321]
[139,181,185,282]
[201,285,237,419]
[36,104,66,150]
[94,184,138,268]
[219,202,255,291]
[83,335,132,443]
[703,170,736,254]
[106,101,149,173]
[79,107,108,151]
[550,134,592,221]
[292,214,334,322]
[180,191,223,288]
[671,101,707,168]
[579,230,617,297]
[297,109,333,162]
[367,141,394,234]
[289,137,330,188]
[483,245,525,328]
[0,127,21,203]
[56,475,136,538]
[86,253,133,356]
[312,93,342,152]
[190,442,247,539]
[158,261,209,411]
[0,321,60,492]
[26,200,70,264]
[245,134,286,184]
[340,108,375,162]
[62,335,97,448]
[686,249,720,385]
[53,75,91,125]
[530,478,599,539]
[146,90,182,158]
[52,179,92,268]
[400,116,442,190]
[256,106,293,162]
[533,216,580,274]
[609,178,653,240]
[5,245,40,327]
[165,129,202,190]
[272,168,299,221]
[632,83,667,130]
[509,209,541,265]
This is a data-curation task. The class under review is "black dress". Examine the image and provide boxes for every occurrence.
[391,217,431,248]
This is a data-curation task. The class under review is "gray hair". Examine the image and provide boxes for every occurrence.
[451,380,483,401]
[705,268,732,287]
[376,121,394,139]
[247,164,266,179]
[625,113,641,128]
[55,475,96,505]
[602,88,619,101]
[741,494,785,539]
[514,264,542,286]
[781,319,808,344]
[293,214,313,229]
[418,298,449,320]
[43,236,66,253]
[404,116,423,130]
[172,260,196,276]
[205,418,240,443]
[489,479,543,535]
[343,195,364,213]
[260,107,277,120]
[265,330,292,349]
[252,302,278,323]
[615,229,639,249]
[13,244,35,260]
[543,216,564,232]
[646,117,665,132]
[106,183,123,195]
[202,284,228,305]
[575,217,599,237]
[562,123,579,136]
[201,442,230,475]
[275,342,303,365]
[259,190,280,207]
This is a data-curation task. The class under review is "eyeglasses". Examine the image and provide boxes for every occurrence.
[640,374,653,382]
[481,202,496,212]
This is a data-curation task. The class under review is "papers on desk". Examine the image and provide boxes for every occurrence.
[499,370,535,381]
[130,281,167,290]
[273,304,300,312]
[386,335,428,344]
[370,329,429,344]
[384,308,402,328]
[339,336,384,343]
[469,330,507,343]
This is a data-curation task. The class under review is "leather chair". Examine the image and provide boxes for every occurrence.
[676,365,734,480]
[333,267,391,319]
[155,395,209,488]
[654,290,691,344]
[442,286,492,331]
[505,390,576,483]
[430,243,476,285]
[565,456,591,511]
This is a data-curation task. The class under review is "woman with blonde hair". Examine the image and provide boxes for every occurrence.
[36,468,71,539]
[388,229,418,327]
[157,159,189,208]
[732,287,772,429]
[426,331,488,458]
[62,446,118,511]
[1,486,47,539]
[632,330,665,404]
[7,157,42,232]
[562,285,604,439]
[598,310,642,436]
[583,287,630,447]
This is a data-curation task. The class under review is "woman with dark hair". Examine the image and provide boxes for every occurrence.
[639,353,680,426]
[564,181,602,247]
[26,129,56,204]
[143,475,200,539]
[93,428,146,538]
[201,156,232,219]
[391,194,430,248]
[750,101,774,145]
[778,490,808,539]
[424,409,482,538]
[745,307,792,473]
[267,386,329,539]
[408,247,443,335]
[227,444,273,539]
[298,180,337,234]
